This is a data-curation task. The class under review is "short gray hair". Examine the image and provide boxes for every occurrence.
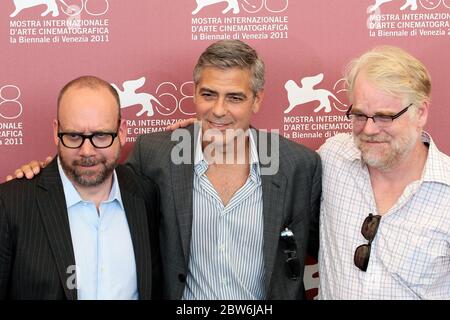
[193,40,265,95]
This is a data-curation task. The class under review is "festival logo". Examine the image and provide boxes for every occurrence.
[112,76,196,143]
[192,0,288,15]
[369,0,418,12]
[10,0,61,17]
[0,84,24,147]
[112,77,163,118]
[366,0,450,38]
[10,0,109,17]
[8,0,111,45]
[369,0,450,11]
[190,0,289,41]
[282,74,351,142]
[283,74,346,114]
[192,0,241,15]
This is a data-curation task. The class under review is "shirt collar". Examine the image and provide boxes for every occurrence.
[421,132,450,186]
[194,128,261,183]
[341,131,450,186]
[338,133,361,162]
[57,157,124,209]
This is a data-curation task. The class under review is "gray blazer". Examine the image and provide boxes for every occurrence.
[126,124,321,299]
[0,159,161,300]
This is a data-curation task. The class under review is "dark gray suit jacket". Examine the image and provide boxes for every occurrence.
[126,124,321,300]
[0,159,161,300]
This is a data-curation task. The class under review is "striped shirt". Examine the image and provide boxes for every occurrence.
[318,132,450,299]
[182,130,265,300]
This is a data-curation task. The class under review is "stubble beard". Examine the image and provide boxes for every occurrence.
[355,129,419,171]
[59,149,119,187]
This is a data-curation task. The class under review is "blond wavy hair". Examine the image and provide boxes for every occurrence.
[345,46,431,109]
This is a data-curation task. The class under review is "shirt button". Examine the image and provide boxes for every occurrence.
[219,244,225,252]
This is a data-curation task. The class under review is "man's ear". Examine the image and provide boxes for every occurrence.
[118,119,127,147]
[416,100,429,129]
[252,89,264,114]
[53,119,59,146]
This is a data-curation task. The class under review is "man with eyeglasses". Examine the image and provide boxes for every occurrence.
[0,76,161,299]
[318,46,450,299]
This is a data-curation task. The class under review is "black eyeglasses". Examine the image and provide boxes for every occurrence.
[57,131,118,149]
[280,228,300,280]
[346,103,413,128]
[354,213,381,271]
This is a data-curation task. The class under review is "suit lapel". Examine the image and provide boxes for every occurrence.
[170,124,197,265]
[36,159,77,300]
[169,125,288,289]
[254,129,288,294]
[117,168,153,300]
[261,169,287,294]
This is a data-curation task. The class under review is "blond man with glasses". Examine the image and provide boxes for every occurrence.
[318,46,450,299]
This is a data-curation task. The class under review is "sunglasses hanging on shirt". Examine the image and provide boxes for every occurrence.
[280,227,301,281]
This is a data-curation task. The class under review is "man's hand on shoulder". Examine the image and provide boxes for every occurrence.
[5,156,53,181]
[165,118,197,131]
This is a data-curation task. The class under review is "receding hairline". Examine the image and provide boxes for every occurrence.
[57,75,121,120]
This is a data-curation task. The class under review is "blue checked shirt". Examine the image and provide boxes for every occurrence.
[182,130,265,300]
[318,132,450,299]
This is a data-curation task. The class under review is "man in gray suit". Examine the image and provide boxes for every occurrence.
[127,40,321,299]
[9,40,320,300]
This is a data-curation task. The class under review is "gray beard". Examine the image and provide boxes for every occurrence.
[60,155,118,187]
[355,131,418,171]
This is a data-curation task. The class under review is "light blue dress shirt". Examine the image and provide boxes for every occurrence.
[58,158,138,300]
